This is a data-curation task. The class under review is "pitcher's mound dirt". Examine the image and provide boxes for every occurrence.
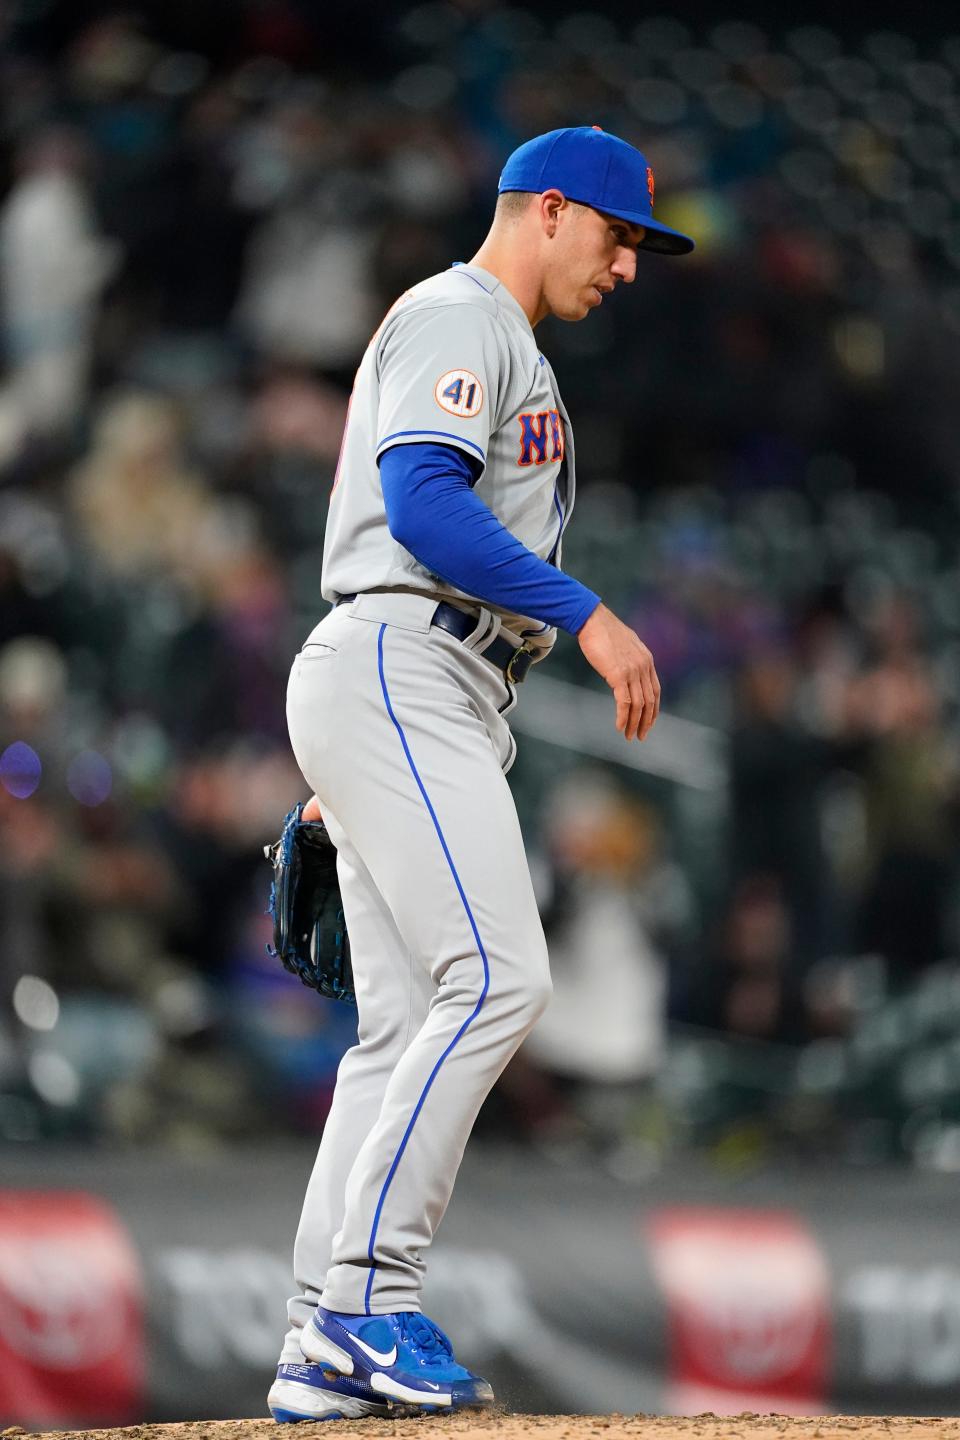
[9,1415,960,1440]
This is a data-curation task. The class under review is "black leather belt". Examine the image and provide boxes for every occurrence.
[337,596,536,684]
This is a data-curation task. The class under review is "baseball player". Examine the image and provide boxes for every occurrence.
[268,125,694,1423]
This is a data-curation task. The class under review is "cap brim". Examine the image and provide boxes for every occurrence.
[502,186,696,255]
[587,201,695,255]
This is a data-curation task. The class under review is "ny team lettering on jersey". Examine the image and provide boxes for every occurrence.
[517,410,564,466]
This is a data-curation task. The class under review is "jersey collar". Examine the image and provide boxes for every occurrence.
[450,262,534,337]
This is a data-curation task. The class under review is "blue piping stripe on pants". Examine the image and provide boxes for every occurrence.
[364,622,491,1313]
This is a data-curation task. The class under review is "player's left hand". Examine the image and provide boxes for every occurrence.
[576,602,661,742]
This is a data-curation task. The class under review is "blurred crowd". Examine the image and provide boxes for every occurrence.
[1,1,959,1157]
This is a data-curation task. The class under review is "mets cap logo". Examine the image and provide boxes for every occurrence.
[646,165,655,210]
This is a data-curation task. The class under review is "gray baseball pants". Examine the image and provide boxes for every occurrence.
[279,591,551,1359]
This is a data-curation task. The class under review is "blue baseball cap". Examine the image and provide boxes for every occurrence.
[498,125,695,256]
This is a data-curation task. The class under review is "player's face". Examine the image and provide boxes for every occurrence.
[545,203,644,322]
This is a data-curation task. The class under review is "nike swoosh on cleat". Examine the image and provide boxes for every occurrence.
[371,1373,452,1406]
[353,1335,399,1367]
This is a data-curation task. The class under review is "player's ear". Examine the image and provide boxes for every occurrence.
[539,189,565,236]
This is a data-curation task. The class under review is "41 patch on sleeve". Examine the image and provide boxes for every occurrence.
[434,369,484,418]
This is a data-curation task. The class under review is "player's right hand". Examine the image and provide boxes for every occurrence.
[576,602,661,741]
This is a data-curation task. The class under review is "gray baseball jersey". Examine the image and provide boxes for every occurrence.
[321,262,577,652]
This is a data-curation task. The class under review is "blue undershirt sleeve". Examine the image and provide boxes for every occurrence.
[378,442,601,635]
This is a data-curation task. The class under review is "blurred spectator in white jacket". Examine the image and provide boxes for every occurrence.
[527,769,695,1086]
[0,127,119,458]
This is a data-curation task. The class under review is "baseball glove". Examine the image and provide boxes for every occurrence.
[264,802,355,1003]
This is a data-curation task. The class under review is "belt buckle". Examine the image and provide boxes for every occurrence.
[505,644,535,685]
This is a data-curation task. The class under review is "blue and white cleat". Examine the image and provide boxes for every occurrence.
[267,1361,393,1422]
[300,1307,495,1412]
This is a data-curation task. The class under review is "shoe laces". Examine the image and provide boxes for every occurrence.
[398,1312,454,1366]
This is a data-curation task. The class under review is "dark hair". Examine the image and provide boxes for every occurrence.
[495,190,535,220]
